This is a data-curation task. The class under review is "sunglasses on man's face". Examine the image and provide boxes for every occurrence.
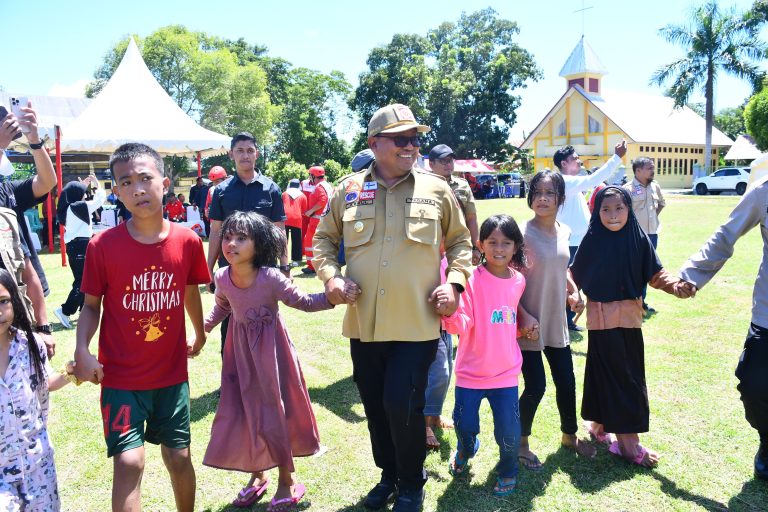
[375,134,422,148]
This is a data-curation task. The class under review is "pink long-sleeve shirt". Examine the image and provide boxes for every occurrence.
[442,265,525,389]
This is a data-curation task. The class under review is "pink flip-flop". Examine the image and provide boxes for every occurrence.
[266,483,306,512]
[232,478,269,508]
[589,429,614,445]
[608,441,656,467]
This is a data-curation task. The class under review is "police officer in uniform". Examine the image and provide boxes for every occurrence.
[313,104,471,512]
[428,144,480,265]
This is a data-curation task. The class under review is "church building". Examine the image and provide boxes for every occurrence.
[521,37,733,188]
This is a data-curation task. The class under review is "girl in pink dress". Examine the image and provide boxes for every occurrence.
[203,211,340,511]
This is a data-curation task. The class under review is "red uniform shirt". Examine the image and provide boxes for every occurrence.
[282,191,307,228]
[164,199,185,222]
[81,223,211,390]
[306,180,331,218]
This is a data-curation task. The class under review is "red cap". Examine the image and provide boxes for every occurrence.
[308,166,325,177]
[208,166,227,181]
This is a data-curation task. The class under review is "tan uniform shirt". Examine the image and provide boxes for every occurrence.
[448,176,477,218]
[313,163,472,342]
[624,178,665,235]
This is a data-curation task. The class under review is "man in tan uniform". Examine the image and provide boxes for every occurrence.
[313,104,472,512]
[623,156,665,313]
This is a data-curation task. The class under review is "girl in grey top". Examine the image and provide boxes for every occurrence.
[517,171,596,470]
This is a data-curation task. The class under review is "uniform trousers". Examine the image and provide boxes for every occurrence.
[736,323,768,444]
[350,338,437,491]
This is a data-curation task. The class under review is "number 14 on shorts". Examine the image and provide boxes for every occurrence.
[103,404,132,437]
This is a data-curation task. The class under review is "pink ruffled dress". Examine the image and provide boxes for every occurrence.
[203,266,333,472]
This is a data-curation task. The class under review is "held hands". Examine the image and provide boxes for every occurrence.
[518,308,540,341]
[428,283,458,317]
[471,248,482,266]
[567,292,585,315]
[673,280,697,299]
[187,335,206,358]
[74,350,104,384]
[614,140,627,159]
[325,276,362,306]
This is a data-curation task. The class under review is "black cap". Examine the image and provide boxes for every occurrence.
[429,144,455,161]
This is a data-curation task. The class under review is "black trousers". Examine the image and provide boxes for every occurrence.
[519,346,578,437]
[285,225,303,262]
[61,237,89,316]
[736,323,768,443]
[350,338,438,491]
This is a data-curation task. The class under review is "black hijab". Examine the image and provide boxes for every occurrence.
[56,181,90,227]
[570,186,662,302]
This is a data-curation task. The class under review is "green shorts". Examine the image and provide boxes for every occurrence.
[100,382,191,458]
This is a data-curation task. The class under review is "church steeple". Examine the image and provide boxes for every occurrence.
[559,36,607,94]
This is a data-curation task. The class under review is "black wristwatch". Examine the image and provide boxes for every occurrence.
[35,324,52,334]
[29,140,45,150]
[278,265,291,272]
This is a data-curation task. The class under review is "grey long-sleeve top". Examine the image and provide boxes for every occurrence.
[680,177,768,329]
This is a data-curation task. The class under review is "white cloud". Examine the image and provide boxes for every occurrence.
[47,79,90,98]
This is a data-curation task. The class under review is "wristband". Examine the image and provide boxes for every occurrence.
[29,140,45,150]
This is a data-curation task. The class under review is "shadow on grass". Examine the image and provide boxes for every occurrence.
[202,499,313,512]
[727,479,768,511]
[309,375,365,423]
[190,388,220,423]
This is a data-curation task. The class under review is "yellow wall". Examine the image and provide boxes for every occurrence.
[529,93,721,188]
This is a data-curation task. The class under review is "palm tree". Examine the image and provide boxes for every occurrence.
[651,1,765,172]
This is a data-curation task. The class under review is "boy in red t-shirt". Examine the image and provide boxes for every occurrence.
[74,143,211,512]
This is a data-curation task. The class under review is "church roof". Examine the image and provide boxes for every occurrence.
[521,85,734,148]
[559,36,608,77]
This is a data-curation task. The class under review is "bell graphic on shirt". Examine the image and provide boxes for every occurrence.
[138,313,164,342]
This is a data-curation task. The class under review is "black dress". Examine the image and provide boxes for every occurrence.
[581,323,649,433]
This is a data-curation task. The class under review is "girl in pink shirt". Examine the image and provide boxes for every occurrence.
[442,214,538,496]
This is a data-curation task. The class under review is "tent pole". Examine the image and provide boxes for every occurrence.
[45,148,54,253]
[55,126,66,267]
[197,151,202,177]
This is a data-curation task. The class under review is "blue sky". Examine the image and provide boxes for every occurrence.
[2,0,764,140]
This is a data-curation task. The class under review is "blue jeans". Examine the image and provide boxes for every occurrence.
[453,386,520,479]
[642,234,659,304]
[424,331,453,417]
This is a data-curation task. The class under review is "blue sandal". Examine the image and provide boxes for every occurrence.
[449,438,479,477]
[493,477,516,496]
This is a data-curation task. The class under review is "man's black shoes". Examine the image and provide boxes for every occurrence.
[363,479,396,509]
[756,446,768,481]
[392,487,424,512]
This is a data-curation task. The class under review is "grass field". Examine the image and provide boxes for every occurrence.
[43,193,768,511]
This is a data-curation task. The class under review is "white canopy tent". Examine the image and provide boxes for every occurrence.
[724,134,764,161]
[61,38,230,157]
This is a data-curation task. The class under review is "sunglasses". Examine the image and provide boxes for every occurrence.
[375,134,422,147]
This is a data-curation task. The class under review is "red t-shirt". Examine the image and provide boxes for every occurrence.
[282,191,307,228]
[164,200,186,222]
[81,222,211,390]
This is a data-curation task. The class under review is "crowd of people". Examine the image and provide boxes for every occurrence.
[0,100,766,512]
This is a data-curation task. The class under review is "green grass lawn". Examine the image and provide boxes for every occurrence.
[44,194,768,511]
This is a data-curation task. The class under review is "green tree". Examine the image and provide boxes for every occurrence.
[714,106,746,140]
[275,68,352,168]
[651,2,765,172]
[745,88,768,149]
[351,8,541,161]
[265,153,307,190]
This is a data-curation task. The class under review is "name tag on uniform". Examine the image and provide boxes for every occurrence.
[406,198,436,206]
[363,181,378,191]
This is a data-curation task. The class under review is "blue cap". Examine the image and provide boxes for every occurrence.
[351,149,375,172]
[428,144,454,161]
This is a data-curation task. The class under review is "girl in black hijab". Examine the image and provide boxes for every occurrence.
[54,176,105,329]
[570,186,690,468]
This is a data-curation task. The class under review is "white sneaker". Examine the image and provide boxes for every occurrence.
[55,307,72,329]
